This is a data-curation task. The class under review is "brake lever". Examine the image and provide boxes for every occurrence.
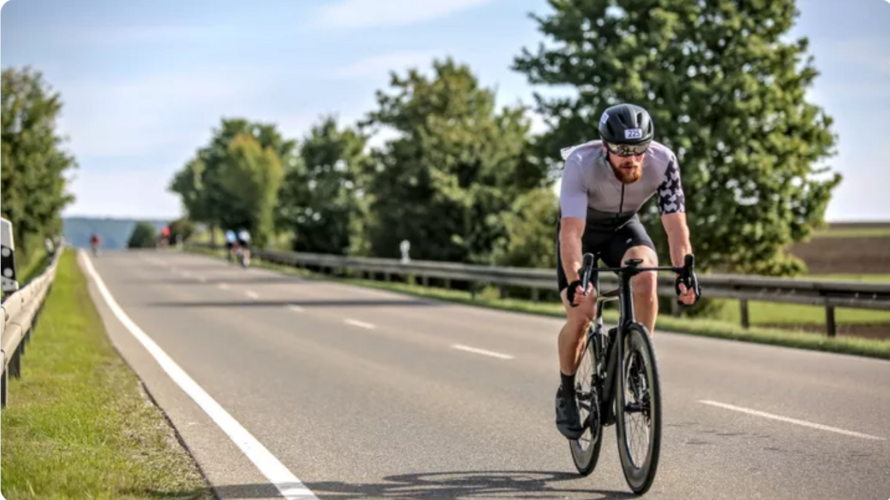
[580,253,595,296]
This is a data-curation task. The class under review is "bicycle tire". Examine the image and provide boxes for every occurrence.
[569,333,603,476]
[614,322,662,494]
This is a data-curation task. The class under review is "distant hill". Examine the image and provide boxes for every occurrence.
[63,217,171,250]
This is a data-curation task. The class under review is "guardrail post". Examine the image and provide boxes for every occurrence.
[740,299,750,329]
[531,288,539,303]
[385,272,391,282]
[499,285,507,299]
[422,275,429,287]
[825,305,837,337]
[1,366,7,407]
[10,347,21,379]
[444,278,451,289]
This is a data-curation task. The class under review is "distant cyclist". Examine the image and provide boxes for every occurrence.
[90,233,100,256]
[225,229,237,261]
[553,103,701,440]
[236,228,251,266]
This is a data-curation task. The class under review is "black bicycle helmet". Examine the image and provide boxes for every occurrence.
[598,103,654,145]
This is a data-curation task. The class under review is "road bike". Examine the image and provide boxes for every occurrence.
[568,252,697,494]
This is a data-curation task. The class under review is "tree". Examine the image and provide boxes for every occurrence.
[513,0,841,275]
[216,133,284,247]
[169,158,211,225]
[169,118,296,243]
[1,67,77,258]
[491,187,560,269]
[362,58,548,263]
[276,116,370,255]
[167,217,196,243]
[127,222,157,248]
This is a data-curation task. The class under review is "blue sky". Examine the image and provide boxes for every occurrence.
[1,0,888,221]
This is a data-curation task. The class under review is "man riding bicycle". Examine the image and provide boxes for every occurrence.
[554,103,702,440]
[236,228,252,264]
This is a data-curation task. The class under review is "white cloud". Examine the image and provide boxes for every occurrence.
[331,50,441,79]
[313,0,497,29]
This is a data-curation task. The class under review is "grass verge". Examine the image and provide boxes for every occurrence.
[0,249,213,500]
[185,245,890,360]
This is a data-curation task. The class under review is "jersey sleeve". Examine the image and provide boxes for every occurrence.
[559,152,589,219]
[658,153,686,215]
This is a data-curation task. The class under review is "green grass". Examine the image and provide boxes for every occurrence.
[185,245,890,360]
[812,227,890,238]
[1,250,213,500]
[18,248,49,285]
[714,299,890,326]
[809,273,890,283]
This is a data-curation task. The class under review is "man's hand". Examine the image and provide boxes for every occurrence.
[564,279,595,307]
[675,271,701,305]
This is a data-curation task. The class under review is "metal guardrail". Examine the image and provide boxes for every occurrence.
[0,245,63,407]
[192,243,890,337]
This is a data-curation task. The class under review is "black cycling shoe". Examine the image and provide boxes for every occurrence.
[555,387,585,440]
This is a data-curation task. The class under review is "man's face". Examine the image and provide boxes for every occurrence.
[604,146,645,184]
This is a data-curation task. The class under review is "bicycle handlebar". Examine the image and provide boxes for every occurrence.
[579,253,696,297]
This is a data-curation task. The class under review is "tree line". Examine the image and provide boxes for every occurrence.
[172,0,841,277]
[1,67,78,263]
[1,0,841,279]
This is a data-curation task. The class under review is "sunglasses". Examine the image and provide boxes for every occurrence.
[605,141,650,157]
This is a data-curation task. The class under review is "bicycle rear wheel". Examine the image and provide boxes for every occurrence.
[569,333,603,476]
[614,322,662,494]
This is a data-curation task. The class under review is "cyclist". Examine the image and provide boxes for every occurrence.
[236,228,251,265]
[90,233,100,256]
[554,103,701,440]
[224,229,237,260]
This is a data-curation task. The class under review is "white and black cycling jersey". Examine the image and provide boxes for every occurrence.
[559,140,685,231]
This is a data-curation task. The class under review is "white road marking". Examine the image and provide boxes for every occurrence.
[218,283,229,290]
[451,344,514,360]
[79,251,318,499]
[698,400,885,441]
[344,319,375,329]
[288,305,304,312]
[246,290,259,299]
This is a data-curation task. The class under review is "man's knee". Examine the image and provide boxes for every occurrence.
[562,292,597,328]
[623,245,658,297]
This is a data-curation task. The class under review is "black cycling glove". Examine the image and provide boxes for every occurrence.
[566,279,583,307]
[675,271,702,303]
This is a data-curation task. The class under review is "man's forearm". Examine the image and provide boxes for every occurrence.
[663,213,692,267]
[559,229,584,283]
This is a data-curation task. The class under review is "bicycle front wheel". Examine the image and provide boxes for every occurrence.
[614,322,662,494]
[569,333,602,476]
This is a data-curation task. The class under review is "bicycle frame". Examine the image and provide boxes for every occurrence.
[579,254,690,427]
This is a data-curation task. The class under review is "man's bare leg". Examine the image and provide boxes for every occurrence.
[622,245,659,335]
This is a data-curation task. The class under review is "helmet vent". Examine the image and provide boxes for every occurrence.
[607,122,616,136]
[636,112,643,125]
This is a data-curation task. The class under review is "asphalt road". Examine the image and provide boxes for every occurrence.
[82,249,890,500]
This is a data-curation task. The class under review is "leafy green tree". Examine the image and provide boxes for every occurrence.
[1,67,77,257]
[167,217,196,243]
[513,0,841,275]
[491,187,560,268]
[169,159,211,225]
[127,222,157,248]
[216,133,284,247]
[362,58,548,263]
[277,116,370,255]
